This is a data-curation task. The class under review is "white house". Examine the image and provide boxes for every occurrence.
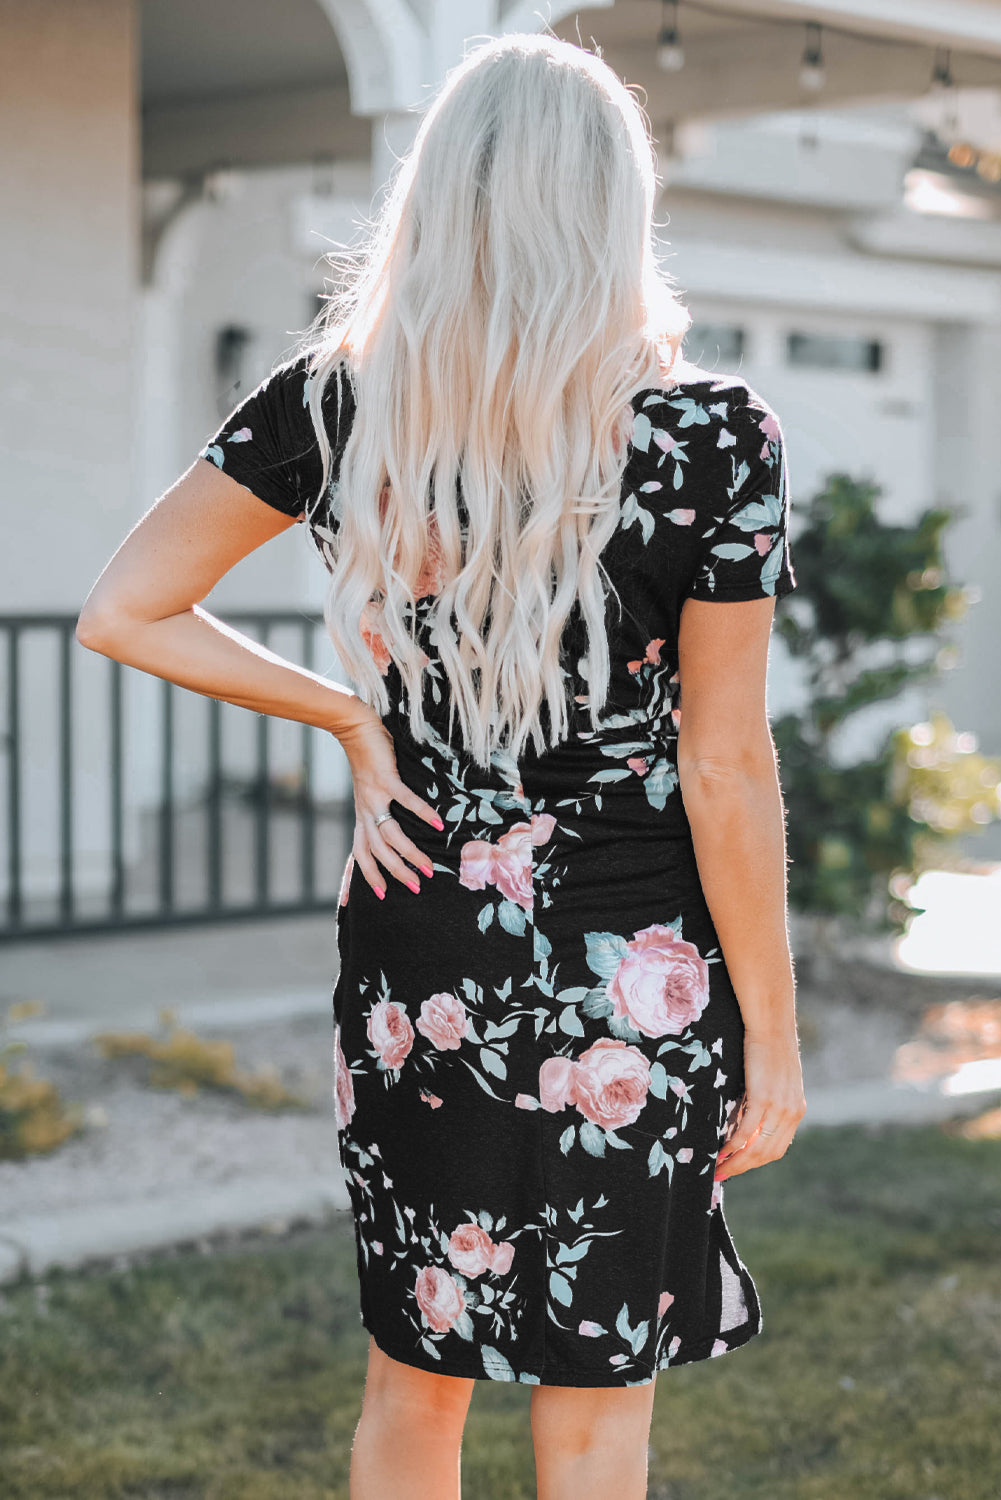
[3,0,1001,933]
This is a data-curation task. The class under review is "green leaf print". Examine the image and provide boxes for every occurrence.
[584,931,630,981]
[630,1320,650,1356]
[454,1311,475,1341]
[550,1271,574,1306]
[558,1008,585,1037]
[579,1122,607,1158]
[649,1062,669,1099]
[482,1346,516,1381]
[556,1241,592,1265]
[477,903,495,932]
[479,1048,507,1079]
[559,1125,576,1154]
[498,901,527,937]
[711,542,756,562]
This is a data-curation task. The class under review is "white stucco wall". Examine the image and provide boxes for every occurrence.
[0,0,139,612]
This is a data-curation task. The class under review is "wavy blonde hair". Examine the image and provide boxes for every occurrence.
[295,31,691,768]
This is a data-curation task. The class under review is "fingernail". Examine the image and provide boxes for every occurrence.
[406,879,420,894]
[433,817,445,830]
[420,865,433,878]
[375,887,385,901]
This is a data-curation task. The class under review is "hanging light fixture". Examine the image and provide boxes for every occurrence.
[657,0,685,73]
[798,22,825,92]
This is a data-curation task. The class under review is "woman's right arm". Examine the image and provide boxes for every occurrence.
[676,592,807,1181]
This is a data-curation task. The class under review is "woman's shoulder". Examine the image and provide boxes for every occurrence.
[630,361,781,428]
[626,364,785,487]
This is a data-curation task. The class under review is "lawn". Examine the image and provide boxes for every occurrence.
[1,1119,999,1499]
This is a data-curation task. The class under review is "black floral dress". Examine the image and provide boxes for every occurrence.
[200,353,797,1387]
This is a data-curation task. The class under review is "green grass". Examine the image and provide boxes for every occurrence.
[1,1121,1000,1498]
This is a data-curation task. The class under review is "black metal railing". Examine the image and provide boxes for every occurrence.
[0,612,354,942]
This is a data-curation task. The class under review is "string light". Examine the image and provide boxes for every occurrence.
[657,0,685,72]
[798,22,826,92]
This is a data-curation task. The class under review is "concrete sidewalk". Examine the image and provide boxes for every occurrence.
[2,1070,996,1288]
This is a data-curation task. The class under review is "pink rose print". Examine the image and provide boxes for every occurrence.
[420,1089,443,1108]
[607,923,710,1039]
[490,1240,515,1275]
[627,757,649,777]
[492,823,534,910]
[447,1222,516,1278]
[579,1320,603,1337]
[447,1222,496,1277]
[627,637,666,675]
[539,1055,578,1113]
[230,426,252,442]
[711,1339,728,1356]
[753,532,774,556]
[359,600,392,674]
[338,851,354,907]
[677,1147,694,1163]
[458,814,555,914]
[372,1241,383,1254]
[759,411,781,443]
[667,508,696,525]
[610,1353,630,1365]
[333,1027,355,1130]
[414,1266,465,1333]
[653,430,677,456]
[417,991,469,1050]
[414,513,447,598]
[572,1038,652,1131]
[458,840,496,893]
[658,1291,675,1318]
[367,999,415,1070]
[515,1092,539,1110]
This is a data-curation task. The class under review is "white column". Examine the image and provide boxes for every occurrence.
[931,320,1001,861]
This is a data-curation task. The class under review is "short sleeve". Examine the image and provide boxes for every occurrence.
[687,391,797,602]
[198,352,354,523]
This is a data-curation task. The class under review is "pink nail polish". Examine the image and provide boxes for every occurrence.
[433,817,445,831]
[375,887,385,900]
[420,865,433,878]
[406,879,420,894]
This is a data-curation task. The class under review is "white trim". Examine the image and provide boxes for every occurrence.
[666,234,1001,321]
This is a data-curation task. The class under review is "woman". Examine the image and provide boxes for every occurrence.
[77,31,807,1500]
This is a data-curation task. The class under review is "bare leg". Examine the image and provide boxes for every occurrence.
[349,1337,475,1500]
[530,1378,658,1500]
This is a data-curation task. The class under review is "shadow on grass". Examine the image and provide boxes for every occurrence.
[1,1120,999,1498]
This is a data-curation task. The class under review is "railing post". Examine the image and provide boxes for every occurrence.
[5,623,22,928]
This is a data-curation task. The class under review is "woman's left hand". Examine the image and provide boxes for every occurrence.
[336,713,444,899]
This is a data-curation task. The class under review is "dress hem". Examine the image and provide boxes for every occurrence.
[358,1310,764,1387]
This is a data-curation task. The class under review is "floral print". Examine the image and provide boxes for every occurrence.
[198,353,796,1386]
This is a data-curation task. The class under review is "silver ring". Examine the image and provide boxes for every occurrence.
[373,811,396,829]
[760,1127,776,1136]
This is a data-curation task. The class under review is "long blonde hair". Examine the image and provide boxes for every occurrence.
[295,31,691,768]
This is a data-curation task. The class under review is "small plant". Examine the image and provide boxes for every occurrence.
[772,471,1000,940]
[0,1000,84,1160]
[94,1008,308,1110]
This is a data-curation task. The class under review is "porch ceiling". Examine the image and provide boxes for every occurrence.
[141,0,1001,180]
